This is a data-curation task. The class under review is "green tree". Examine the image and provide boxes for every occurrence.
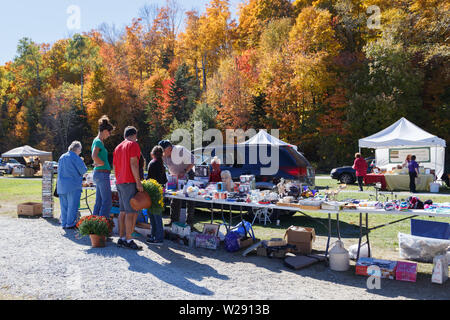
[14,38,49,94]
[66,34,100,111]
[167,63,200,123]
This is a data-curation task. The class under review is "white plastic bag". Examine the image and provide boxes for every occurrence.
[398,233,450,262]
[348,243,369,260]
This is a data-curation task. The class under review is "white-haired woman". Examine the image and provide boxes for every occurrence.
[57,141,88,229]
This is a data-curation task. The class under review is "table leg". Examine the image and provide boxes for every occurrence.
[86,189,92,215]
[336,213,341,240]
[325,213,331,259]
[366,213,371,258]
[210,201,214,224]
[357,213,362,261]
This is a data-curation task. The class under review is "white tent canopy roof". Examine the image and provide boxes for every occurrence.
[2,145,52,158]
[239,130,298,150]
[359,117,446,148]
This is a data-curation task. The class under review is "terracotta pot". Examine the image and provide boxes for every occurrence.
[90,234,106,248]
[130,191,152,211]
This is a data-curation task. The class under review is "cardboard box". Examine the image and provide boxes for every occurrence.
[239,237,255,249]
[269,248,288,258]
[355,257,397,280]
[396,261,417,282]
[17,202,43,216]
[257,246,267,257]
[289,241,313,255]
[284,226,315,254]
[266,238,287,247]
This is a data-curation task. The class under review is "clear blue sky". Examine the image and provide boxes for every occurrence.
[0,0,242,65]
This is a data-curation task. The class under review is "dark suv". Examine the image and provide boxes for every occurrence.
[330,157,374,184]
[193,144,315,189]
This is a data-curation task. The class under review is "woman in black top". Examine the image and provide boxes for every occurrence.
[147,146,168,185]
[146,146,167,245]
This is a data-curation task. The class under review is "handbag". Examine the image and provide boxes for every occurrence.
[231,220,255,240]
[224,231,241,252]
[53,185,59,198]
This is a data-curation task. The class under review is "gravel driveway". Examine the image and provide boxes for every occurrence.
[0,215,448,300]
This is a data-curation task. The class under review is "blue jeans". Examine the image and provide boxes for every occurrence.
[59,189,82,228]
[149,212,164,242]
[93,171,112,218]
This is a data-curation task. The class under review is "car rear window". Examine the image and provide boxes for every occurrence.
[285,147,311,167]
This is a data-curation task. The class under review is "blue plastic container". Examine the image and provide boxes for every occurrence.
[411,219,450,240]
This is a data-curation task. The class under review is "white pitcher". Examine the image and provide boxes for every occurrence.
[329,240,350,271]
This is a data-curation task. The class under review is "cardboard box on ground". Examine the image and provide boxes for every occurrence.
[17,202,43,216]
[284,226,316,255]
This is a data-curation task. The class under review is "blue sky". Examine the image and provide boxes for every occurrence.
[0,0,242,65]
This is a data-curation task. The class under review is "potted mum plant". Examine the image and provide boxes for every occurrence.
[76,215,112,248]
[141,179,165,215]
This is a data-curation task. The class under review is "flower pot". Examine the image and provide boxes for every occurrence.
[89,234,106,248]
[130,191,151,211]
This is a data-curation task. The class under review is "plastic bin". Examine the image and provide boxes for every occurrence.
[411,219,450,240]
[430,182,440,193]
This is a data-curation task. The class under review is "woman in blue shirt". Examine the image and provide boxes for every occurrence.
[57,141,88,229]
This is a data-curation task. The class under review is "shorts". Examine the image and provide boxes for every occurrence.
[116,183,138,213]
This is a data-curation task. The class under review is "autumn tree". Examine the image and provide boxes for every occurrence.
[236,0,293,50]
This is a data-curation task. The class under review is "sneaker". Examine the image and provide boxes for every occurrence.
[117,238,127,247]
[124,240,143,250]
[146,239,163,245]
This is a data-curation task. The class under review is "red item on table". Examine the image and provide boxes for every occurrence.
[364,174,387,190]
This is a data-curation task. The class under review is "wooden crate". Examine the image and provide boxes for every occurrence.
[17,202,43,216]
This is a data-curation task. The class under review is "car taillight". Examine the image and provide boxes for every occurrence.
[281,167,307,176]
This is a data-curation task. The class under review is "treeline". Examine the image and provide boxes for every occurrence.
[0,0,448,171]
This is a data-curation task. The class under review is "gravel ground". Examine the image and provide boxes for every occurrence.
[0,215,449,300]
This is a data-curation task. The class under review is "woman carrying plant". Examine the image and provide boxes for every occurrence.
[91,115,114,219]
[57,141,87,229]
[146,146,167,245]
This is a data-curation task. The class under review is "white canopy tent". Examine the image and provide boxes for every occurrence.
[358,118,446,179]
[239,130,298,151]
[2,145,53,162]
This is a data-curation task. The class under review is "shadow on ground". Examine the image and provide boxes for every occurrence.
[40,211,449,300]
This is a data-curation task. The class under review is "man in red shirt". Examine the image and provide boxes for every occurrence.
[113,126,144,250]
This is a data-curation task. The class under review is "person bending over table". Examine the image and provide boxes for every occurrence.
[113,126,143,250]
[91,115,114,219]
[57,141,87,229]
[146,145,167,245]
[158,140,197,230]
[353,153,368,192]
[408,155,419,193]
